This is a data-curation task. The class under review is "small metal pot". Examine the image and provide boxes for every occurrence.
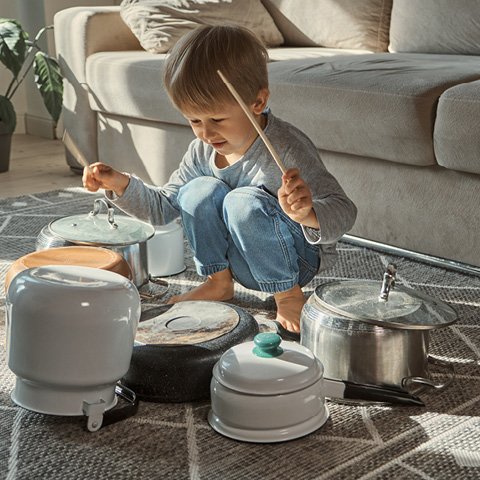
[300,264,458,393]
[36,199,155,288]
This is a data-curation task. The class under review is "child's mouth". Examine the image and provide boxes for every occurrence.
[211,141,227,149]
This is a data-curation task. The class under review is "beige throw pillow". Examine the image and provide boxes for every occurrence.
[262,0,393,52]
[120,0,284,53]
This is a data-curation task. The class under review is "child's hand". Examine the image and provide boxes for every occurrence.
[278,168,319,228]
[82,162,130,196]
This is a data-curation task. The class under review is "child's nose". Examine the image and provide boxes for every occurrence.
[202,124,216,140]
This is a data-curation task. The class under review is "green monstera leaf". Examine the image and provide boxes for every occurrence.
[33,51,63,123]
[0,95,16,133]
[0,19,28,77]
[0,19,63,135]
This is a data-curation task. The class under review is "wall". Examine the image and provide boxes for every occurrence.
[0,0,120,137]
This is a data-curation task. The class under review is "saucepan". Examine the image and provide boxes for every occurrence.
[300,264,458,397]
[36,198,155,288]
[208,332,329,443]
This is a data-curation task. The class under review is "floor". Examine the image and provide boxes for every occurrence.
[0,134,83,198]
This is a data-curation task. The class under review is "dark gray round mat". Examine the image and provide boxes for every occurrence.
[123,301,259,402]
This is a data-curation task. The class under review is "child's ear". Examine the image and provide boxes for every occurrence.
[252,88,269,114]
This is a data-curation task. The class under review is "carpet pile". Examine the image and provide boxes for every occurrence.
[1,188,479,480]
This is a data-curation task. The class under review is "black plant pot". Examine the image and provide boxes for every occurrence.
[0,123,13,173]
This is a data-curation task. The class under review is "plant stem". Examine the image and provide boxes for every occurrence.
[6,25,53,100]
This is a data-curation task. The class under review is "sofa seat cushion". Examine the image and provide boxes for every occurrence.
[86,51,186,126]
[434,80,480,175]
[85,47,372,123]
[268,47,372,62]
[267,53,480,167]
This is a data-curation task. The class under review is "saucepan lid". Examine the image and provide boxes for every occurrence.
[312,264,457,330]
[213,332,323,395]
[49,198,155,246]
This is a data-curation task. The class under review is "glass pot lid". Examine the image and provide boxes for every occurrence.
[49,199,155,246]
[213,333,323,395]
[312,264,457,330]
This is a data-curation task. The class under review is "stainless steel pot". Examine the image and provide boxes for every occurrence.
[300,264,458,393]
[35,198,155,288]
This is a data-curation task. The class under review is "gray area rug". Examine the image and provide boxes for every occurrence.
[1,188,480,480]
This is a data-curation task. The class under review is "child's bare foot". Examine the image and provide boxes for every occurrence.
[167,268,234,304]
[274,285,305,333]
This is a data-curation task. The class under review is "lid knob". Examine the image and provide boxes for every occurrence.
[253,333,283,358]
[379,263,397,302]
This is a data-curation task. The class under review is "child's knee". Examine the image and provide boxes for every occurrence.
[178,176,229,212]
[223,186,275,226]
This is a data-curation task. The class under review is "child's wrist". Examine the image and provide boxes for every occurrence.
[114,173,131,197]
[301,209,320,229]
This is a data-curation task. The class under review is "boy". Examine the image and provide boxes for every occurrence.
[82,24,357,337]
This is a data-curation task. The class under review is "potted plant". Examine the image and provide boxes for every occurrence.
[0,18,63,173]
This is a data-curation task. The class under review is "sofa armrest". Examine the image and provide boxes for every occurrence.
[54,7,141,169]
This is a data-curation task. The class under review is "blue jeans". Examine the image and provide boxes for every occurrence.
[177,177,320,293]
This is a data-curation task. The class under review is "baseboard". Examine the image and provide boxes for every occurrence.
[24,114,56,139]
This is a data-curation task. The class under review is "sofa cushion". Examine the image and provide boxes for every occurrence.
[85,47,371,123]
[267,53,480,167]
[119,0,284,53]
[434,80,480,175]
[389,0,480,55]
[87,51,186,126]
[268,47,372,62]
[87,51,480,169]
[261,0,392,52]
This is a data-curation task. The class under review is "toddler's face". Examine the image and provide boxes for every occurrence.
[182,98,265,162]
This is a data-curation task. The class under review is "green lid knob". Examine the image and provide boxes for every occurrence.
[253,333,283,358]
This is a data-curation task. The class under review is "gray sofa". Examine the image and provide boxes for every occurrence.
[54,0,480,267]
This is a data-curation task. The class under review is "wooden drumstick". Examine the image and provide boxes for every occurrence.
[62,130,91,169]
[217,70,286,175]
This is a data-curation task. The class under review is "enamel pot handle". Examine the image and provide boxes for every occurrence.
[84,382,139,432]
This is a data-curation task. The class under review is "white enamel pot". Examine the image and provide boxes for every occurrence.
[6,265,141,431]
[147,219,185,277]
[208,332,329,443]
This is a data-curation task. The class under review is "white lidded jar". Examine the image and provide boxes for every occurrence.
[209,332,329,443]
[6,265,140,427]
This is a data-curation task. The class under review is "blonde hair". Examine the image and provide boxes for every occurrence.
[163,24,269,113]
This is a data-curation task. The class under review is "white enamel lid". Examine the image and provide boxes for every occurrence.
[212,333,323,395]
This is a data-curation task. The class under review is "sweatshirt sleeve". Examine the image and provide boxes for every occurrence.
[279,128,357,244]
[105,140,206,226]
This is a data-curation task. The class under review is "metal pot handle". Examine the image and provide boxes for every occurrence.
[138,276,169,301]
[88,198,118,229]
[401,355,455,391]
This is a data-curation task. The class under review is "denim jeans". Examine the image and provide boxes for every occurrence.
[177,177,320,293]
